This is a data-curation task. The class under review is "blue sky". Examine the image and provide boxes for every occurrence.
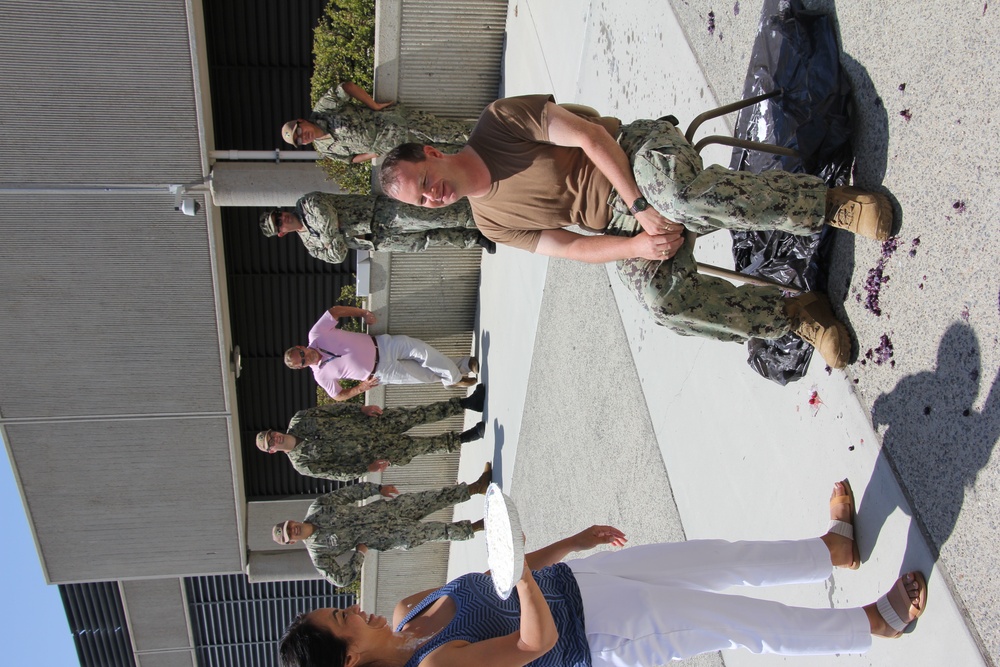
[0,433,81,665]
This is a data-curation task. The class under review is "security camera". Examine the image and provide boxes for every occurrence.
[176,197,201,216]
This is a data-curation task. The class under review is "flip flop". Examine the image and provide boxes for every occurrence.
[827,478,860,570]
[876,572,928,638]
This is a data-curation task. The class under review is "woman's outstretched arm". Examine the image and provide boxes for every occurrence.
[525,525,628,570]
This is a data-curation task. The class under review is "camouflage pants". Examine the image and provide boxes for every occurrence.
[371,398,465,467]
[612,119,829,342]
[372,198,482,252]
[403,109,475,149]
[370,483,476,549]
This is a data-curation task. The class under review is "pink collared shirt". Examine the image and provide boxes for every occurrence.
[307,312,377,396]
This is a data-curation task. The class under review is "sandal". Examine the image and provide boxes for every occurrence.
[875,572,928,638]
[827,479,860,570]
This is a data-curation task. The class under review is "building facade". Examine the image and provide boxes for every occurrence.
[0,0,505,664]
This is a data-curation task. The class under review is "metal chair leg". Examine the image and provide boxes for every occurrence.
[694,262,804,295]
[692,135,799,157]
[682,229,804,295]
[684,90,783,144]
[684,90,798,159]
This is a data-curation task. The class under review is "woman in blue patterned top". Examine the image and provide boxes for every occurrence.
[279,482,927,667]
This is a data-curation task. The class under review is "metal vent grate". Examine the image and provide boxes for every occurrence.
[59,582,137,667]
[186,575,355,666]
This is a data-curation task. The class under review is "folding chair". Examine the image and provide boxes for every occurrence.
[682,90,804,295]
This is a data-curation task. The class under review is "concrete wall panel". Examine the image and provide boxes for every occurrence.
[0,0,203,183]
[0,195,225,419]
[120,579,193,653]
[6,417,240,582]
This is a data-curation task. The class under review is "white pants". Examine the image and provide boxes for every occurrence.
[373,334,471,386]
[567,538,871,666]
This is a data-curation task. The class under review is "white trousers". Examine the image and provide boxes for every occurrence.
[373,334,470,386]
[567,538,871,666]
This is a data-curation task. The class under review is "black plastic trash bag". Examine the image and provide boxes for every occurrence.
[728,0,855,385]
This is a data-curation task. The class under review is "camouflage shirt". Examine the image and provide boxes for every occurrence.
[286,403,383,481]
[302,482,471,587]
[285,400,464,481]
[295,192,377,263]
[302,482,382,587]
[295,192,479,264]
[310,84,474,163]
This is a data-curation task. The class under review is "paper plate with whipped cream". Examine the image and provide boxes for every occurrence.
[483,483,525,600]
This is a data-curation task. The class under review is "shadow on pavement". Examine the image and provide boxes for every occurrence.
[857,322,1000,570]
[478,329,506,484]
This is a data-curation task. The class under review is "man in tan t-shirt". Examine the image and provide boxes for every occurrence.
[377,95,893,369]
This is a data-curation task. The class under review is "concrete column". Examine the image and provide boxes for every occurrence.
[247,550,323,583]
[373,0,402,101]
[210,161,343,207]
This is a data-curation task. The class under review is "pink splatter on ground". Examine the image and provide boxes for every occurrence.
[909,237,920,257]
[734,2,740,15]
[707,11,716,35]
[961,305,971,322]
[900,109,912,121]
[954,200,967,213]
[898,83,906,92]
[808,389,824,416]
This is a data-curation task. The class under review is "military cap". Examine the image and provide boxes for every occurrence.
[259,211,279,238]
[273,521,292,545]
[256,430,276,452]
[281,120,299,147]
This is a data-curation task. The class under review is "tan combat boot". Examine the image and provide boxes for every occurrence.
[786,292,851,369]
[825,186,893,241]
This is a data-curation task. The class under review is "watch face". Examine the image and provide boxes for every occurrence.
[631,197,648,213]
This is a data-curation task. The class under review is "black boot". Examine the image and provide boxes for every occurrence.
[459,384,486,412]
[459,421,487,443]
[477,235,497,254]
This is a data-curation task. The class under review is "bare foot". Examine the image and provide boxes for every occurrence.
[468,462,493,495]
[865,572,927,638]
[820,480,860,569]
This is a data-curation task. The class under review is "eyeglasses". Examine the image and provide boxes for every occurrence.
[296,349,308,366]
[292,121,304,146]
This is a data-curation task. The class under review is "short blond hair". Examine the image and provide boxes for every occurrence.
[284,346,305,369]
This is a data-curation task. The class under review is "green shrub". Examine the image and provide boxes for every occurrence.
[311,0,376,194]
[311,0,376,102]
[318,157,372,195]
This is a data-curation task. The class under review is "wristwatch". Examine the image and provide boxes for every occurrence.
[629,196,649,215]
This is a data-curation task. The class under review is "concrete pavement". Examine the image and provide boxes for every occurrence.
[448,0,997,665]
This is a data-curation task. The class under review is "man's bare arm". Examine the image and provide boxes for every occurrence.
[341,82,393,111]
[327,305,376,323]
[534,228,680,263]
[544,102,685,245]
[330,377,380,402]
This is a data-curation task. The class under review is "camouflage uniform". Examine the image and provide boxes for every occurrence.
[285,399,466,481]
[310,84,474,163]
[302,481,475,587]
[611,119,829,342]
[295,192,481,264]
